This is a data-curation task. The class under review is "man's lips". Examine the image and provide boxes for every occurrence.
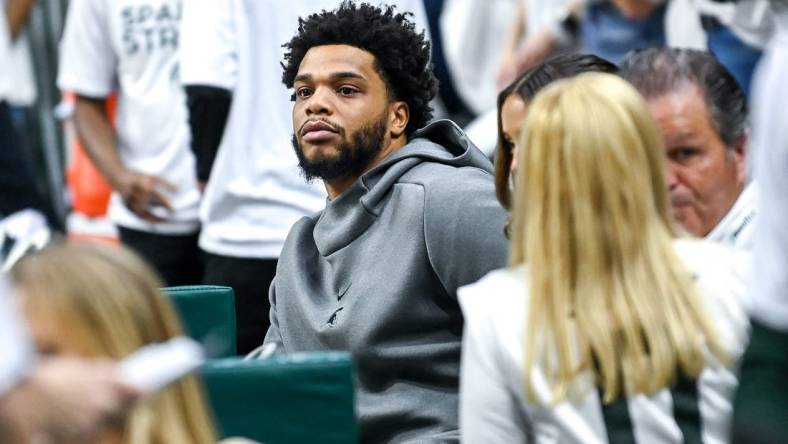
[301,120,339,143]
[671,195,693,207]
[302,130,338,143]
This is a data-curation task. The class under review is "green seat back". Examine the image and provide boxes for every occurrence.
[163,285,236,357]
[202,352,357,444]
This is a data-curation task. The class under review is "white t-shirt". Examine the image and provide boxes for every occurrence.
[0,0,13,102]
[458,239,750,443]
[180,0,429,259]
[439,0,518,114]
[58,0,199,235]
[0,0,36,106]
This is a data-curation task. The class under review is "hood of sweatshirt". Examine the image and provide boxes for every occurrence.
[312,119,494,256]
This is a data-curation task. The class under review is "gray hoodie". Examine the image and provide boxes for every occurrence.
[265,120,509,443]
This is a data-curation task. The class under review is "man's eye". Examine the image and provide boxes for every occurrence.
[337,86,358,96]
[36,342,60,356]
[295,87,313,99]
[672,147,698,162]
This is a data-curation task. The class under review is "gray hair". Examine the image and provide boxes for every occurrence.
[620,48,748,148]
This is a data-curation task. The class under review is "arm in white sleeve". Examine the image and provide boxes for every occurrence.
[57,0,116,97]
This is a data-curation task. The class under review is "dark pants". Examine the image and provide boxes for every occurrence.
[202,252,277,355]
[0,101,51,222]
[118,226,203,286]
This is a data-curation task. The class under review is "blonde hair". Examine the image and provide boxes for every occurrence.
[12,242,217,444]
[509,73,727,404]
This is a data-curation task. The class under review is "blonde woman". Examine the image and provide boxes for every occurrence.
[12,242,217,444]
[458,73,750,443]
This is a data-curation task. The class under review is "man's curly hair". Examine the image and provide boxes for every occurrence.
[282,2,438,136]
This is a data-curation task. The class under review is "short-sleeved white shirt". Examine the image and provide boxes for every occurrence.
[58,0,199,234]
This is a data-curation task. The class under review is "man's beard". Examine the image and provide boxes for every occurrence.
[292,112,388,183]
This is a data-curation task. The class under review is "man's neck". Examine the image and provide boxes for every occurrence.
[324,137,408,199]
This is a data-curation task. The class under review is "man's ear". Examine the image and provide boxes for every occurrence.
[732,132,748,184]
[389,101,409,139]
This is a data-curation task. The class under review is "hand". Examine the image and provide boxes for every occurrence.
[114,170,177,223]
[0,358,141,443]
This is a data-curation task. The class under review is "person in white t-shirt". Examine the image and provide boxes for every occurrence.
[57,0,202,285]
[621,48,755,250]
[179,0,429,354]
[459,73,749,443]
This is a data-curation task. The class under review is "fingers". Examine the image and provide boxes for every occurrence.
[119,172,177,222]
[151,176,177,193]
[22,358,142,443]
[149,189,174,212]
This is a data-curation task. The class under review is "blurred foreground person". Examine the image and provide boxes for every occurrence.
[13,242,217,444]
[733,4,788,442]
[459,74,749,443]
[0,273,139,444]
[622,48,754,249]
[494,53,618,212]
[58,0,203,285]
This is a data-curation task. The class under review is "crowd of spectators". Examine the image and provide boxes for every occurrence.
[0,0,786,442]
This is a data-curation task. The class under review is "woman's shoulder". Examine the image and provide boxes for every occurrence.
[674,238,751,348]
[674,238,750,290]
[458,265,529,325]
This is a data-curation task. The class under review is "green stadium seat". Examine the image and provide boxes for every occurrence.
[163,285,237,357]
[201,352,357,444]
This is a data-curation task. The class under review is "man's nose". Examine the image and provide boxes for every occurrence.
[665,162,680,191]
[305,87,332,115]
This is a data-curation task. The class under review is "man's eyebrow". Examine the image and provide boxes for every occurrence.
[294,73,312,83]
[330,71,365,81]
[293,71,366,83]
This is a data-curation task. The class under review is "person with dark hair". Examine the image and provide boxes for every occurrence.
[621,47,754,249]
[267,2,508,441]
[180,0,428,355]
[495,53,618,211]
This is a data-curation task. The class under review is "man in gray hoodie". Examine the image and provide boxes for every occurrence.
[266,2,509,442]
